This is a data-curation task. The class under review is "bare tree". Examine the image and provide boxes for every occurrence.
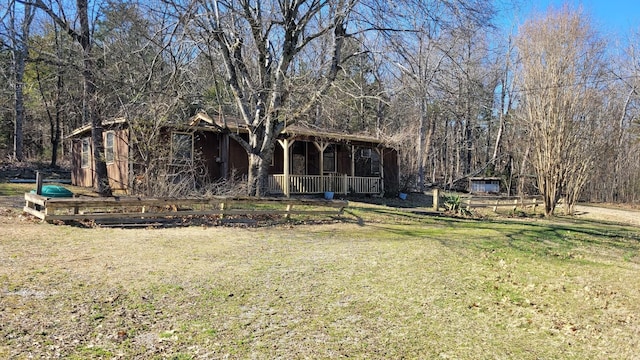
[516,6,608,216]
[3,0,35,162]
[26,0,112,196]
[175,0,355,196]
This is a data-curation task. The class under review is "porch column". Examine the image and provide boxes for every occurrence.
[221,134,229,180]
[313,141,329,175]
[313,141,333,191]
[376,148,384,195]
[350,145,355,176]
[278,139,295,197]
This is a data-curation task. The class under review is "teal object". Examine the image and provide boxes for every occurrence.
[31,185,74,198]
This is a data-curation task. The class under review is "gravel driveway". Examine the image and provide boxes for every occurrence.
[574,204,640,226]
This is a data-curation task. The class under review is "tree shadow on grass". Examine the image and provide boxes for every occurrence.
[436,216,640,261]
[350,204,640,260]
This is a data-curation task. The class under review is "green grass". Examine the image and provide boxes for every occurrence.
[1,202,639,358]
[0,182,90,196]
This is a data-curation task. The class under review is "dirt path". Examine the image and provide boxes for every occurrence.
[574,204,640,227]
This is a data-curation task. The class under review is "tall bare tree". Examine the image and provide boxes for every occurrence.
[178,0,354,196]
[4,0,35,162]
[516,6,608,215]
[27,0,112,196]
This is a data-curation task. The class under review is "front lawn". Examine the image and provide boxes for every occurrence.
[1,203,639,358]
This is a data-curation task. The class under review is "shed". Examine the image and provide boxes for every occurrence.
[469,177,501,194]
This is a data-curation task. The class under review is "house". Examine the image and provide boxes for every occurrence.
[69,112,400,196]
[469,177,501,194]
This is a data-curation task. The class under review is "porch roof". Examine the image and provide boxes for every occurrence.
[190,112,389,146]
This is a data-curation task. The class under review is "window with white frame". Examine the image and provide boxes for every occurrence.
[105,132,115,164]
[81,138,90,168]
[171,132,193,163]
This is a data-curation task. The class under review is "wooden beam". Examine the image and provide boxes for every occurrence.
[36,171,43,195]
[351,145,355,176]
[376,148,384,195]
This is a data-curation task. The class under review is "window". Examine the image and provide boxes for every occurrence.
[81,138,90,168]
[323,145,336,173]
[171,132,193,163]
[105,132,115,164]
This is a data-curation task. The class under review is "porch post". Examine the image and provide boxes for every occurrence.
[397,150,401,193]
[283,138,290,197]
[313,141,329,192]
[350,145,355,176]
[377,148,384,195]
[278,138,294,197]
[221,134,229,180]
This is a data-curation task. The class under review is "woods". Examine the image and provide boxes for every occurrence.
[1,1,639,213]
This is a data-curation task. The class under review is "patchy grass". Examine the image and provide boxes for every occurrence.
[1,202,640,359]
[0,182,92,197]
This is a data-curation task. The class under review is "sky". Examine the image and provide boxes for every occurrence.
[511,0,640,38]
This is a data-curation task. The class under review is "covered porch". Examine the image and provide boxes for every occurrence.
[267,137,387,197]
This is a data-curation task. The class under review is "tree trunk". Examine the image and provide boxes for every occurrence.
[10,2,33,162]
[13,55,25,162]
[245,131,276,197]
[78,0,111,196]
[416,100,426,191]
[50,72,62,168]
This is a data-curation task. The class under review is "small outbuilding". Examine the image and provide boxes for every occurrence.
[469,177,501,194]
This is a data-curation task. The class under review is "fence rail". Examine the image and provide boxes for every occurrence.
[460,195,543,212]
[24,193,348,223]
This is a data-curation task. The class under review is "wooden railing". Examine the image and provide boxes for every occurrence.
[269,174,380,195]
[24,192,348,222]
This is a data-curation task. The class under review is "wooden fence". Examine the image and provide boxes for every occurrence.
[24,193,348,223]
[459,195,543,212]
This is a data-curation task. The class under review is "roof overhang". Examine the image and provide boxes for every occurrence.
[68,118,128,138]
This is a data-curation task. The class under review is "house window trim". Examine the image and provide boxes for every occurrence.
[81,138,90,169]
[171,131,194,163]
[105,131,115,164]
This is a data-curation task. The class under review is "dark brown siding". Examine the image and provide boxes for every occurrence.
[307,145,320,175]
[383,148,399,194]
[195,131,222,181]
[337,144,350,174]
[270,142,284,174]
[228,135,249,178]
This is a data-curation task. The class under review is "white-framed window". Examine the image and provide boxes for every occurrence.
[105,131,115,164]
[323,145,336,173]
[171,132,193,163]
[81,138,90,168]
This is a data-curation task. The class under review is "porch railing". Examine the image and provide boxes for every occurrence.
[269,174,380,195]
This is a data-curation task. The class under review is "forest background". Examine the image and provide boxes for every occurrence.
[1,0,639,216]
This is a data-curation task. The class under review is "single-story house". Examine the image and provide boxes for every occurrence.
[69,112,400,196]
